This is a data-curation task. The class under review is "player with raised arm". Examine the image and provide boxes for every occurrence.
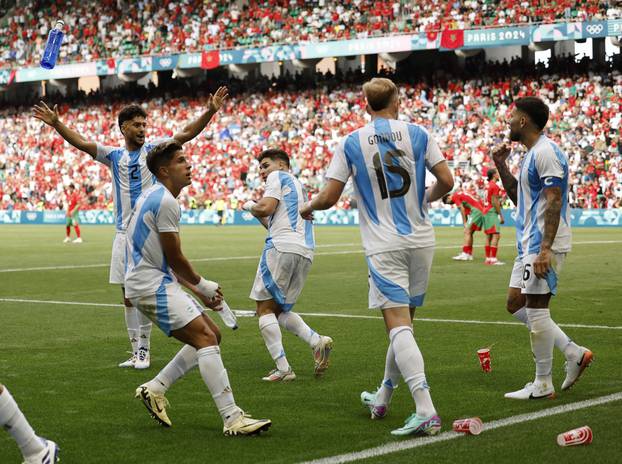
[128,140,271,435]
[33,87,228,369]
[483,169,505,265]
[63,183,82,244]
[0,384,59,463]
[493,97,592,400]
[300,78,454,436]
[242,149,333,382]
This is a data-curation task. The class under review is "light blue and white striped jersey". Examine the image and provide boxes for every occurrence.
[263,170,314,260]
[515,134,572,258]
[326,118,445,256]
[96,138,170,231]
[124,183,179,298]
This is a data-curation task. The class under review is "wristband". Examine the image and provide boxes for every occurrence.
[196,277,219,298]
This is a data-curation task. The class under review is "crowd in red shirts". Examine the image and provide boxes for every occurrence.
[0,54,620,212]
[1,0,618,69]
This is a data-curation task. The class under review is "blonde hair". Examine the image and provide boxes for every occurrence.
[362,78,398,111]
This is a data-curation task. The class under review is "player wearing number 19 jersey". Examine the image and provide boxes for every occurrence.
[302,78,454,436]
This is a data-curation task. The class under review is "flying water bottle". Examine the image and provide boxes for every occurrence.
[215,300,238,330]
[40,20,65,70]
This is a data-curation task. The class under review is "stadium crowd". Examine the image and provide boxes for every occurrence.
[0,55,621,212]
[1,0,619,69]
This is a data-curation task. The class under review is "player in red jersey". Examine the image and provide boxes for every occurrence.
[63,184,82,243]
[483,169,505,265]
[448,187,486,261]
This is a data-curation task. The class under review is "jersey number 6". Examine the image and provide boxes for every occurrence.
[372,149,411,200]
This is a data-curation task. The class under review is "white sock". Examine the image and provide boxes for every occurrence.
[196,346,240,424]
[277,311,321,348]
[514,306,581,361]
[0,387,45,459]
[138,311,152,352]
[389,326,436,418]
[259,314,290,371]
[376,343,400,406]
[526,308,554,385]
[124,306,139,354]
[145,345,197,394]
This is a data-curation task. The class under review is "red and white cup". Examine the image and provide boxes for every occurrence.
[452,417,484,435]
[557,426,593,447]
[477,348,491,372]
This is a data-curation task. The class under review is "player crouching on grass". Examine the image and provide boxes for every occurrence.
[126,140,271,436]
[243,149,333,382]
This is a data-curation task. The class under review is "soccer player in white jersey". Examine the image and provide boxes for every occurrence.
[492,96,593,400]
[300,78,454,436]
[242,149,333,382]
[126,141,271,436]
[32,87,228,369]
[0,384,58,463]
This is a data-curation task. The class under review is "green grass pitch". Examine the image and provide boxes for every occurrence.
[1,225,621,463]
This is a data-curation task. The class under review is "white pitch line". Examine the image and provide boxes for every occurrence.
[1,239,620,274]
[1,298,621,330]
[300,391,622,464]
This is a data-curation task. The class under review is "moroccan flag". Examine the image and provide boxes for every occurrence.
[426,31,439,49]
[440,29,464,49]
[201,50,220,69]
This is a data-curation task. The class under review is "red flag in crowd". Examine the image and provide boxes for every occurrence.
[440,29,464,49]
[201,50,220,69]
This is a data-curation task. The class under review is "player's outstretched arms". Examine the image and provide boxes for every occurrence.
[492,144,518,205]
[173,86,228,145]
[426,160,454,202]
[33,101,97,158]
[300,179,346,219]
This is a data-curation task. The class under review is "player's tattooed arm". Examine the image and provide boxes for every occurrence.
[491,144,517,205]
[173,86,228,145]
[534,186,562,278]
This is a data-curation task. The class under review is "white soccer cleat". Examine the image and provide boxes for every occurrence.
[562,348,593,391]
[223,410,272,436]
[313,335,333,377]
[22,438,59,464]
[452,252,473,261]
[62,237,71,243]
[135,385,172,427]
[72,237,82,243]
[134,348,150,370]
[262,368,296,382]
[360,390,388,419]
[504,381,556,400]
[118,353,137,368]
[490,258,505,265]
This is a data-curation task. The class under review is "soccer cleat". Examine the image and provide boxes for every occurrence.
[313,335,333,377]
[484,258,492,265]
[504,382,556,400]
[118,353,137,368]
[72,237,82,243]
[562,348,593,391]
[452,252,473,261]
[360,390,388,419]
[23,438,59,464]
[62,237,71,243]
[134,348,150,370]
[490,258,505,265]
[391,413,442,436]
[262,368,296,382]
[135,385,172,427]
[223,410,272,436]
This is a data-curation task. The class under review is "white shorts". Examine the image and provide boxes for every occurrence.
[109,231,126,285]
[249,246,312,311]
[509,253,566,296]
[366,247,434,310]
[129,283,204,336]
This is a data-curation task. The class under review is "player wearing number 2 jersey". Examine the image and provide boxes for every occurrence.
[301,78,454,437]
[492,97,592,401]
[32,87,228,369]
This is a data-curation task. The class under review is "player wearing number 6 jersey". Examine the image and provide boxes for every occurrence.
[493,97,592,401]
[301,78,454,437]
[32,87,228,369]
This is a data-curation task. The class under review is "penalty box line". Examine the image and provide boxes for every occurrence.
[1,239,620,273]
[0,298,621,331]
[300,391,622,464]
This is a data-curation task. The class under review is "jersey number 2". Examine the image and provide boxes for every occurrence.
[372,150,411,199]
[129,165,139,180]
